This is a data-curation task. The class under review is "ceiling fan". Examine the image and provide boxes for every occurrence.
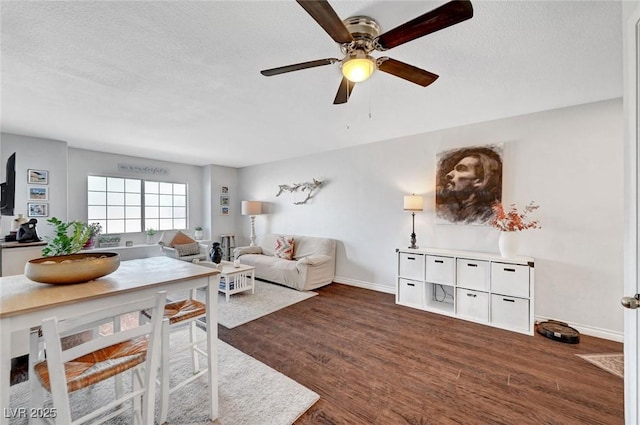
[260,0,474,104]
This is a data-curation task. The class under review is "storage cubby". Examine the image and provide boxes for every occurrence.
[424,282,455,314]
[396,248,535,335]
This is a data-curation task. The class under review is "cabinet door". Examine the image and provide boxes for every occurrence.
[456,259,490,291]
[456,288,489,322]
[491,263,530,298]
[491,294,530,331]
[425,255,454,285]
[398,279,425,308]
[398,252,425,281]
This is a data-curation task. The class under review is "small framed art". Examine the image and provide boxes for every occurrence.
[28,169,48,185]
[28,202,48,217]
[28,186,48,201]
[220,195,230,206]
[220,185,229,194]
[220,207,229,216]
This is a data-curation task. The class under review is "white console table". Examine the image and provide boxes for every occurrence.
[396,247,535,335]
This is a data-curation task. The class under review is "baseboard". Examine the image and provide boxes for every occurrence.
[333,276,395,294]
[535,315,623,343]
[332,280,623,342]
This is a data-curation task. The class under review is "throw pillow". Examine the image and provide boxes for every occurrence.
[274,236,294,260]
[174,242,200,257]
[170,231,196,247]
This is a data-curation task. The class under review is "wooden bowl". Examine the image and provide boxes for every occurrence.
[25,252,120,284]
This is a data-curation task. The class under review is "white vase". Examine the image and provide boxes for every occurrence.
[498,231,519,258]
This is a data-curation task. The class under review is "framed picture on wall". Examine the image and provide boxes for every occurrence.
[220,195,230,206]
[28,169,48,185]
[28,186,48,201]
[28,202,48,217]
[220,185,229,194]
[220,206,229,216]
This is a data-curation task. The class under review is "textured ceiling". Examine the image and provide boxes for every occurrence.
[0,1,623,168]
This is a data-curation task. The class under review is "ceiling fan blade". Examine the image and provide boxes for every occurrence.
[260,58,339,76]
[374,0,473,51]
[377,58,439,87]
[296,0,354,44]
[333,77,355,104]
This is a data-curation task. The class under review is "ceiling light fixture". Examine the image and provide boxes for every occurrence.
[341,51,376,83]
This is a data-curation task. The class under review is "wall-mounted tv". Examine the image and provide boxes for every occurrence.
[1,153,16,216]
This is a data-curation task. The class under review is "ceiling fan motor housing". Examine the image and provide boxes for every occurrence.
[342,16,381,53]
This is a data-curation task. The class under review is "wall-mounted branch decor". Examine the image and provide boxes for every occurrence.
[276,178,323,205]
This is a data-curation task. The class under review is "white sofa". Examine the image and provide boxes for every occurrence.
[233,233,336,291]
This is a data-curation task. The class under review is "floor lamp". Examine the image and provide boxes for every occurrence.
[404,194,424,249]
[241,201,262,247]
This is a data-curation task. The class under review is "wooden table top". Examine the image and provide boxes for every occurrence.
[0,256,219,318]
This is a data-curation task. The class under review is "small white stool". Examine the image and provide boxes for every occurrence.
[220,234,235,261]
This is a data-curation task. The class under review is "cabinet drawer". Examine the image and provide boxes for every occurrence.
[456,288,489,322]
[491,263,530,298]
[425,255,454,285]
[491,294,529,331]
[456,259,490,291]
[398,279,424,308]
[398,252,425,281]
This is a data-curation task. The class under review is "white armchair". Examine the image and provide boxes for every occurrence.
[158,230,209,262]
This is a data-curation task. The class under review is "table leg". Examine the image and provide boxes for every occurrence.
[205,274,219,420]
[251,270,255,295]
[1,320,11,425]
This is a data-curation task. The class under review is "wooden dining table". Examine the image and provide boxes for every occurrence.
[0,256,220,425]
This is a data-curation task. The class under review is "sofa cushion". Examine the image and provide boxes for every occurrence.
[170,231,196,247]
[174,242,200,256]
[274,236,294,260]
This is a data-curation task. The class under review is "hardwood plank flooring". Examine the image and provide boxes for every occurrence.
[218,284,624,425]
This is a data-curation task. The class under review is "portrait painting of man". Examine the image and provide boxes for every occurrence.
[435,145,503,225]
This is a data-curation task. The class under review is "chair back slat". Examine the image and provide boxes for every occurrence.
[35,291,167,425]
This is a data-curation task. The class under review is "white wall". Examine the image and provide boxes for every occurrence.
[237,99,624,339]
[202,164,238,243]
[68,148,204,244]
[0,133,68,240]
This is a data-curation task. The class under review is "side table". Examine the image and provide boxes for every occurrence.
[199,260,255,302]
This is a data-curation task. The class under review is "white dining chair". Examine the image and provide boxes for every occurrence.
[141,288,209,424]
[29,291,167,425]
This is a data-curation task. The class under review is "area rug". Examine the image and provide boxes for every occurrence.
[9,328,319,424]
[576,353,624,378]
[216,280,317,329]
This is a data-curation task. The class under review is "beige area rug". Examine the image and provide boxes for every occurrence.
[9,328,319,424]
[215,280,317,329]
[576,353,624,378]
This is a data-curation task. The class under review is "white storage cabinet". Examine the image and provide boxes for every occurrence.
[396,247,535,335]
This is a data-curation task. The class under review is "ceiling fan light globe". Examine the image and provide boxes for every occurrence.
[342,57,375,83]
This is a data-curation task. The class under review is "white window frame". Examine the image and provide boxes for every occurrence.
[87,175,188,234]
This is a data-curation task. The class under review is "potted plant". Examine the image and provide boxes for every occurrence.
[83,222,102,249]
[491,201,541,258]
[26,217,120,284]
[146,228,158,244]
[42,217,91,257]
[194,226,204,240]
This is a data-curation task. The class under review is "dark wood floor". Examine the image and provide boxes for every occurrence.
[219,283,624,425]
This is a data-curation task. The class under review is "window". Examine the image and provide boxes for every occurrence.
[88,176,187,233]
[144,181,187,231]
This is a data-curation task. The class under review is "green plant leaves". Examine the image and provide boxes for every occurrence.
[42,217,91,257]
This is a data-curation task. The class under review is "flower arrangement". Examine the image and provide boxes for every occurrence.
[491,201,541,232]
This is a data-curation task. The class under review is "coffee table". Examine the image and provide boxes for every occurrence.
[199,260,255,302]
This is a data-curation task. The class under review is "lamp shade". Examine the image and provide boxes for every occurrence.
[403,195,424,212]
[241,201,262,216]
[342,52,375,83]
